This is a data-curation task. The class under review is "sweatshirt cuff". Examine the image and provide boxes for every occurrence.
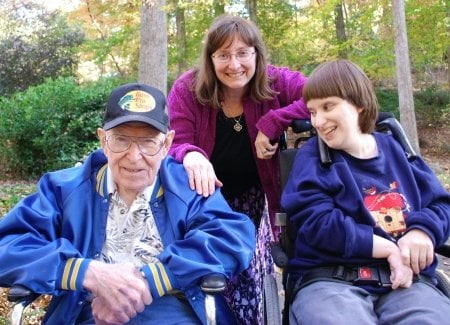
[60,258,92,291]
[140,262,178,298]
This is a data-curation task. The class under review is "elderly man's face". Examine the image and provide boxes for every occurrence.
[98,122,174,199]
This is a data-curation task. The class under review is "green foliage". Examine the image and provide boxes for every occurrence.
[3,0,440,92]
[406,0,449,83]
[0,0,447,180]
[414,86,450,127]
[0,76,127,178]
[376,88,400,118]
[0,182,37,217]
[69,0,141,78]
[251,1,298,66]
[375,86,450,127]
[167,1,219,82]
[0,4,84,96]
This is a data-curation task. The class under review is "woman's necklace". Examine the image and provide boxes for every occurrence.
[232,114,243,132]
[220,101,244,132]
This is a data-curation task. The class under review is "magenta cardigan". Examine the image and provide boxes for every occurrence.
[167,65,309,236]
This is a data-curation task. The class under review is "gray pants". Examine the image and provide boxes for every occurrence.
[290,280,450,324]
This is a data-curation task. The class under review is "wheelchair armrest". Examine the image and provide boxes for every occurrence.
[8,275,227,302]
[436,244,450,258]
[200,273,227,294]
[7,285,41,325]
[271,244,289,268]
[7,285,40,303]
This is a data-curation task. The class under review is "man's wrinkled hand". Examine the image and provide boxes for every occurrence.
[83,261,152,324]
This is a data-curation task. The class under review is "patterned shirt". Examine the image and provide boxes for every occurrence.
[101,169,163,267]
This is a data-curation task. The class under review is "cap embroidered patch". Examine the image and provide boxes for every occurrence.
[103,83,169,133]
[118,90,156,113]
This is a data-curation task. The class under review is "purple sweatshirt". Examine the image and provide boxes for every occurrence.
[167,65,309,235]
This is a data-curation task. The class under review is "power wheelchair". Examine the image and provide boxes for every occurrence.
[272,112,450,324]
[6,273,227,325]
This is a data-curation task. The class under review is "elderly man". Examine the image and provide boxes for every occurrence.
[0,83,255,324]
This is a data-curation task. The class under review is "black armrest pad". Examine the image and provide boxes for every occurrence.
[200,273,227,294]
[436,244,450,258]
[7,285,40,303]
[271,244,289,268]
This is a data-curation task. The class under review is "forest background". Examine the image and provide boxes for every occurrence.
[0,0,449,322]
[0,0,448,180]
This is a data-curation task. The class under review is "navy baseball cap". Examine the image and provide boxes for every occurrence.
[103,83,169,133]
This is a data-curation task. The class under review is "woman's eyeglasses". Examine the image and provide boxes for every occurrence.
[211,50,256,63]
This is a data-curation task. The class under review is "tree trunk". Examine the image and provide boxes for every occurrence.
[138,0,167,94]
[246,0,257,24]
[334,2,347,59]
[392,0,420,154]
[213,0,225,16]
[175,5,187,75]
[447,45,450,89]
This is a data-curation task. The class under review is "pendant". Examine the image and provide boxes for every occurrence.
[233,121,243,132]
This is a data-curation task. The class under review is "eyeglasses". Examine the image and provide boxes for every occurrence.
[105,134,165,156]
[211,50,256,63]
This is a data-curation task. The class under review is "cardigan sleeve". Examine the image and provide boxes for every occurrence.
[167,70,209,163]
[256,65,310,140]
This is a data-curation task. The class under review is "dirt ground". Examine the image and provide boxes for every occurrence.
[419,126,450,277]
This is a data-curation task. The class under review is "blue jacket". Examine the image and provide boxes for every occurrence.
[0,149,255,324]
[281,133,450,282]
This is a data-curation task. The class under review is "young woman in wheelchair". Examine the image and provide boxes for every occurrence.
[281,59,450,324]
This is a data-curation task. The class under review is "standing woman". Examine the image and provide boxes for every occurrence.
[167,14,309,323]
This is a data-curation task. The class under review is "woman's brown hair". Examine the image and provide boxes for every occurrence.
[303,59,378,133]
[193,14,276,109]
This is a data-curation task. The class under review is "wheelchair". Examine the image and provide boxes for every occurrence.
[6,273,226,325]
[272,112,450,324]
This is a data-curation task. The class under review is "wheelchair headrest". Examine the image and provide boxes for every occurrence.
[291,119,313,133]
[377,111,395,122]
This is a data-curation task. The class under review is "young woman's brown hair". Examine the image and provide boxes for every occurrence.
[303,59,378,133]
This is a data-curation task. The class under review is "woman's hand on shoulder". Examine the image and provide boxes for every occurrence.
[183,151,223,197]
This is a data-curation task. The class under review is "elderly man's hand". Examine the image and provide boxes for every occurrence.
[83,261,152,325]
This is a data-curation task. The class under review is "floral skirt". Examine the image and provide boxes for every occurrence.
[224,187,276,324]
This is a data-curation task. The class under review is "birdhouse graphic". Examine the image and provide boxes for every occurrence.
[363,182,408,236]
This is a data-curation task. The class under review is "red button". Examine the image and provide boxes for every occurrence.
[359,267,373,279]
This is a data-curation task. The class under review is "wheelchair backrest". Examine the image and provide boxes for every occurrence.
[279,112,418,190]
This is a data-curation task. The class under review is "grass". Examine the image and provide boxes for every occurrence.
[0,181,37,217]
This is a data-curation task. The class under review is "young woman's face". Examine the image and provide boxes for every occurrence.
[307,96,363,152]
[211,37,256,93]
